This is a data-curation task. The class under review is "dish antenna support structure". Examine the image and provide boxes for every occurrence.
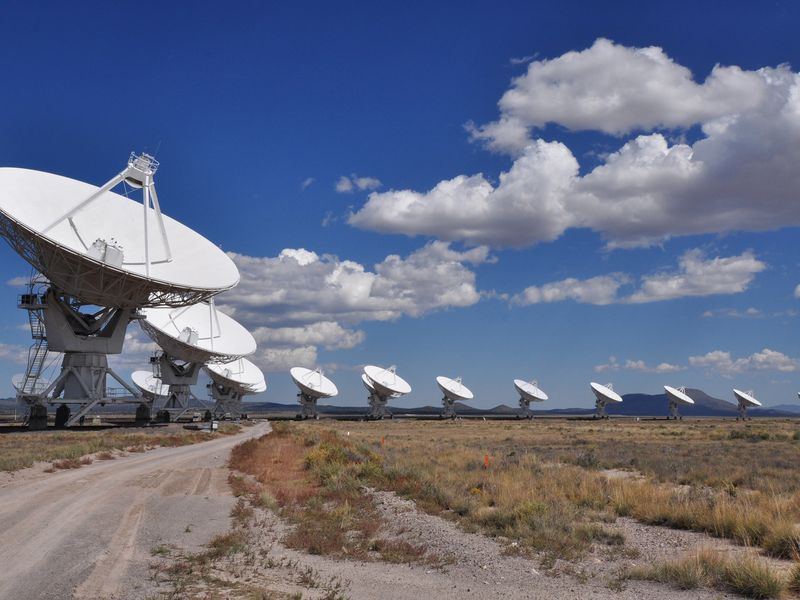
[733,388,761,420]
[362,365,411,420]
[290,367,338,419]
[205,358,266,420]
[139,301,256,421]
[664,385,694,420]
[0,154,200,428]
[590,382,622,419]
[436,376,473,419]
[514,379,548,419]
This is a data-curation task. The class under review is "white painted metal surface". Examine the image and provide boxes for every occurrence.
[733,388,762,407]
[0,163,238,307]
[514,379,548,402]
[131,370,169,401]
[290,367,338,399]
[590,382,623,404]
[364,365,412,397]
[664,385,695,405]
[140,301,256,364]
[206,357,267,395]
[436,376,474,401]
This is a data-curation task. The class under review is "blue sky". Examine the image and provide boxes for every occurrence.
[1,1,799,409]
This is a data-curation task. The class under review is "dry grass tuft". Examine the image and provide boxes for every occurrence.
[629,548,786,598]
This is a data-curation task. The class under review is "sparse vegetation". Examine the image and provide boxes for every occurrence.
[240,419,800,563]
[0,424,241,472]
[628,548,786,598]
[229,426,438,565]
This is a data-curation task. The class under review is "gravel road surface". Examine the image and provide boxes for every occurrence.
[0,421,269,600]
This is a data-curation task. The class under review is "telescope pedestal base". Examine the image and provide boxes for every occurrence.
[28,403,48,430]
[518,398,533,419]
[668,400,683,420]
[594,399,609,419]
[297,393,319,420]
[208,381,243,420]
[737,403,750,421]
[367,394,391,420]
[135,403,151,425]
[441,397,457,419]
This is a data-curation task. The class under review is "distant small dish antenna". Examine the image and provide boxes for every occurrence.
[733,388,761,421]
[664,385,694,420]
[436,376,473,419]
[205,357,266,420]
[363,365,411,420]
[514,379,548,420]
[290,367,338,420]
[590,382,622,419]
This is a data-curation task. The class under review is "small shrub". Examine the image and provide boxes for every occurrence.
[206,530,247,559]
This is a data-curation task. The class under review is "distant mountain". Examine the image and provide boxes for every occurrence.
[244,387,797,418]
[767,403,800,414]
[603,388,739,417]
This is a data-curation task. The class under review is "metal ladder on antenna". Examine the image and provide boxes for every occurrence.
[18,287,49,395]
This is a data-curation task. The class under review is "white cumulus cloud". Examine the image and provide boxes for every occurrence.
[514,274,629,306]
[689,348,800,376]
[350,40,800,249]
[627,250,765,303]
[594,356,685,373]
[336,174,382,193]
[513,249,763,306]
[217,242,488,372]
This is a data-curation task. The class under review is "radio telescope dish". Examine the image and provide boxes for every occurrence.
[664,385,693,420]
[206,357,266,420]
[436,376,473,419]
[291,367,339,420]
[733,388,761,420]
[140,301,256,364]
[12,373,50,396]
[206,358,267,394]
[590,382,622,419]
[363,365,411,419]
[131,370,169,401]
[0,160,239,308]
[361,373,376,393]
[364,365,411,397]
[514,379,548,419]
[141,301,256,421]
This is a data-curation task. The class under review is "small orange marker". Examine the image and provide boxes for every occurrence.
[484,454,490,469]
[380,436,385,447]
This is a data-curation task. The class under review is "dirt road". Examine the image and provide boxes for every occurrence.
[0,421,270,600]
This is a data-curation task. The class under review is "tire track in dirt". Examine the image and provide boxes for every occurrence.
[0,422,270,600]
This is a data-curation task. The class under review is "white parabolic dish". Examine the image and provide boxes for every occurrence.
[436,376,474,401]
[12,373,50,394]
[590,382,623,403]
[0,168,239,308]
[664,386,695,405]
[131,370,169,400]
[514,379,548,402]
[291,367,338,399]
[206,358,266,394]
[733,388,762,407]
[361,373,377,393]
[140,302,256,364]
[364,365,412,397]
